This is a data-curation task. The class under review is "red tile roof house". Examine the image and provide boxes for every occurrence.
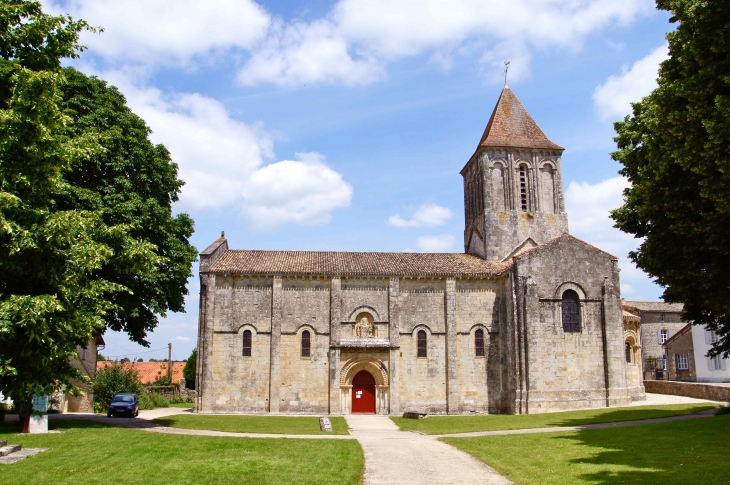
[97,361,186,385]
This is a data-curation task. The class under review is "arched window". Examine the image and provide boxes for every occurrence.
[417,330,427,358]
[242,330,252,357]
[561,290,580,332]
[475,329,485,357]
[625,342,632,363]
[301,330,311,358]
[519,165,529,211]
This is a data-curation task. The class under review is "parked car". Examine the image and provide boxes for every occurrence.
[107,393,139,417]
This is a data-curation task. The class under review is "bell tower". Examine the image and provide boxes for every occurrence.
[461,87,569,261]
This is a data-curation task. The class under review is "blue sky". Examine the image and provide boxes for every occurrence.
[50,0,673,362]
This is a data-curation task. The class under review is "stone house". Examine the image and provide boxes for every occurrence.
[195,87,644,415]
[623,301,686,380]
[60,335,105,413]
[664,324,730,383]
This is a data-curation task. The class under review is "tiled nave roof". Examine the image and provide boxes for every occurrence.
[208,250,511,277]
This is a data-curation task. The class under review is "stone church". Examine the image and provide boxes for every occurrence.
[195,87,645,415]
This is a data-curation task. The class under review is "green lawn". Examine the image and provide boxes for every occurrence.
[442,414,730,485]
[153,414,350,435]
[391,403,716,434]
[0,420,363,485]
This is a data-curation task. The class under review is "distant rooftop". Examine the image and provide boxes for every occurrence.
[622,300,684,313]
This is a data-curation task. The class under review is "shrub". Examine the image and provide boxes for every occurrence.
[139,392,169,410]
[170,396,184,404]
[92,363,145,411]
[715,406,730,416]
[183,349,196,390]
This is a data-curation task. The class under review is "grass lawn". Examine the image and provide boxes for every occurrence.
[442,414,730,485]
[168,402,195,408]
[0,420,363,485]
[391,403,716,434]
[153,415,350,435]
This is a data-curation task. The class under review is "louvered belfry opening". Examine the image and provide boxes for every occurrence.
[561,290,581,332]
[519,165,529,211]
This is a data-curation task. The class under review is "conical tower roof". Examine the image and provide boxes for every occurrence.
[477,87,563,150]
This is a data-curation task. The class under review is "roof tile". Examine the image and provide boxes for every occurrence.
[208,250,511,277]
[477,87,563,150]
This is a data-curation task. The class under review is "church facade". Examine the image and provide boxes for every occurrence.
[194,88,645,415]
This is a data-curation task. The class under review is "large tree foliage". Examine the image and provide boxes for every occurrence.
[611,0,730,357]
[0,0,196,416]
[58,68,196,346]
[0,0,116,413]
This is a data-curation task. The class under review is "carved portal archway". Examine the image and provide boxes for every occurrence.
[340,355,389,414]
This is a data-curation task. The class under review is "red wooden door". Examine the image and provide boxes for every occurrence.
[351,370,376,414]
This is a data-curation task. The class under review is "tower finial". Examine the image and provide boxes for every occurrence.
[503,60,510,88]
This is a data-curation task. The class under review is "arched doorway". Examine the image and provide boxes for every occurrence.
[351,370,376,414]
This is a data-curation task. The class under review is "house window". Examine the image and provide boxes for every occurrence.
[475,329,485,357]
[675,354,689,370]
[301,330,311,358]
[417,330,427,358]
[658,355,667,370]
[661,313,665,322]
[711,356,722,370]
[80,347,86,360]
[659,329,668,344]
[625,342,632,363]
[242,330,252,357]
[561,290,580,332]
[519,165,529,211]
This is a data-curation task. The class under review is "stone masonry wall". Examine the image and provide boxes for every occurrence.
[513,235,632,413]
[644,380,730,402]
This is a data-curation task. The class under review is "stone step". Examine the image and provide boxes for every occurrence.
[0,440,6,447]
[0,445,21,457]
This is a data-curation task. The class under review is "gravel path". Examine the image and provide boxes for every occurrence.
[346,415,513,485]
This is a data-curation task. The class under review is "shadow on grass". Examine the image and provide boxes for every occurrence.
[544,405,716,429]
[554,414,730,485]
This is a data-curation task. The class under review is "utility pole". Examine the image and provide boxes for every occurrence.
[168,342,172,383]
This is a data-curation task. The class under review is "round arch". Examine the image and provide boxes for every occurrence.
[340,355,389,387]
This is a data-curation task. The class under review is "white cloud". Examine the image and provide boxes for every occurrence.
[57,0,653,86]
[95,71,352,226]
[415,234,456,252]
[593,44,669,121]
[566,176,661,300]
[174,336,192,342]
[242,152,353,228]
[389,204,452,228]
[55,0,270,67]
[238,0,653,86]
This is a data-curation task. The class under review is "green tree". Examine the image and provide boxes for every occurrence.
[97,353,107,362]
[91,363,144,410]
[57,68,196,346]
[0,0,115,419]
[183,348,196,390]
[611,0,730,357]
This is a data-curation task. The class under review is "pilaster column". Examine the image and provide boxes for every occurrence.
[388,277,400,415]
[196,273,215,412]
[329,277,342,414]
[445,277,459,414]
[268,276,282,413]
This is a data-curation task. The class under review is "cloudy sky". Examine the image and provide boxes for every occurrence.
[49,0,672,362]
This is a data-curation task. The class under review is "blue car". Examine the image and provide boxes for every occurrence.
[107,393,139,417]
